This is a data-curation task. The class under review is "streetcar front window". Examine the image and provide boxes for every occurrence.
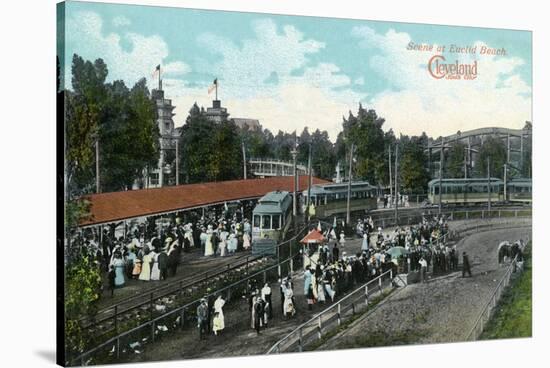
[272,215,281,230]
[262,215,271,229]
[253,215,260,228]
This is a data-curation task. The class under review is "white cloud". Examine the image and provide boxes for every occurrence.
[112,15,131,27]
[66,11,190,89]
[352,26,531,137]
[354,77,365,85]
[182,18,365,140]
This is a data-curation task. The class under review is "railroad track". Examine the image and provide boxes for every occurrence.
[81,251,271,343]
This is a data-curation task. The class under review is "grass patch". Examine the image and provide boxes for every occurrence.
[480,243,532,340]
[305,288,394,351]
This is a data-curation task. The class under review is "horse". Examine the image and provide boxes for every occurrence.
[497,241,512,264]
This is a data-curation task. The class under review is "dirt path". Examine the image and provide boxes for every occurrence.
[318,225,532,351]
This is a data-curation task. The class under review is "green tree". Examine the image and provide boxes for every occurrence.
[99,78,160,191]
[399,135,430,193]
[341,104,387,184]
[66,54,159,193]
[65,54,108,196]
[446,141,467,178]
[65,247,102,358]
[180,104,242,183]
[310,129,337,180]
[477,136,507,178]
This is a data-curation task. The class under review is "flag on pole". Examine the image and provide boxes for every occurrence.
[151,64,160,79]
[208,78,218,94]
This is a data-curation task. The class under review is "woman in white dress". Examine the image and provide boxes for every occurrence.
[283,286,295,317]
[242,232,251,250]
[316,276,325,303]
[219,230,228,256]
[139,250,153,281]
[150,251,161,281]
[213,295,225,334]
[339,232,346,248]
[228,233,237,254]
[204,232,214,256]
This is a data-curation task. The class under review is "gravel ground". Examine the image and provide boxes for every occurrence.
[319,224,532,351]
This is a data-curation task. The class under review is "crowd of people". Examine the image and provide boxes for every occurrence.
[380,193,411,209]
[71,203,255,298]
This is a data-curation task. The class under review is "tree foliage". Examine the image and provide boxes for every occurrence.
[477,136,507,178]
[347,105,386,183]
[398,134,430,193]
[65,246,102,356]
[179,103,242,183]
[66,54,159,194]
[446,141,466,178]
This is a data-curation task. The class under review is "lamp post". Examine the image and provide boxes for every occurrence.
[346,143,355,225]
[291,135,298,218]
[394,144,399,225]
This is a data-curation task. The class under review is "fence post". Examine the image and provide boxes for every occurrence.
[116,336,120,359]
[378,276,382,293]
[298,328,303,352]
[150,293,154,321]
[179,280,183,299]
[390,269,393,281]
[263,270,267,284]
[351,302,355,315]
[114,305,118,334]
[365,285,369,305]
[151,320,156,342]
[317,316,322,339]
[337,303,341,325]
[290,258,294,274]
[181,308,186,330]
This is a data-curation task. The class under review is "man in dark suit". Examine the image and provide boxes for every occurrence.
[158,250,168,280]
[462,251,472,277]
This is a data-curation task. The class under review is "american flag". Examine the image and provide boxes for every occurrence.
[208,78,218,94]
[151,64,160,79]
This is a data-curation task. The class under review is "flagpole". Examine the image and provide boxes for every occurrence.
[158,65,161,90]
[215,79,218,100]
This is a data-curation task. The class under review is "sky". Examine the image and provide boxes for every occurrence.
[58,1,532,142]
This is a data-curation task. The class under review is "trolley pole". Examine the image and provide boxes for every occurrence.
[242,140,247,180]
[346,143,355,225]
[503,163,507,202]
[487,157,491,213]
[175,138,179,185]
[292,136,298,218]
[306,143,312,213]
[388,146,393,207]
[394,144,399,225]
[95,139,100,193]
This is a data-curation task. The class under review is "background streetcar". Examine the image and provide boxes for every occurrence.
[428,177,531,205]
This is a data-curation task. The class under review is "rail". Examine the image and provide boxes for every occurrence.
[69,223,311,366]
[83,253,259,330]
[465,253,522,341]
[267,269,394,354]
